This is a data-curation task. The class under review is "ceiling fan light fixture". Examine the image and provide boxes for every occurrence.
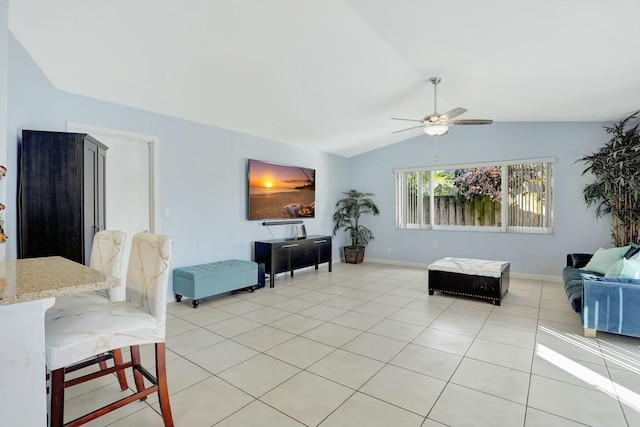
[423,124,448,136]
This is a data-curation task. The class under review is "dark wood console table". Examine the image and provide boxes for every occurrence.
[254,235,332,287]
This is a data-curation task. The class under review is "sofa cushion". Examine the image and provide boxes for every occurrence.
[605,258,640,279]
[562,267,602,313]
[582,246,631,275]
[623,243,640,259]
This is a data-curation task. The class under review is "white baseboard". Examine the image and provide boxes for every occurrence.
[354,257,563,282]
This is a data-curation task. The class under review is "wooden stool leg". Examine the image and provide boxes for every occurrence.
[130,345,146,400]
[155,343,174,427]
[112,349,128,391]
[50,368,66,427]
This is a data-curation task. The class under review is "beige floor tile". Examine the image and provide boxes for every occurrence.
[106,406,168,427]
[296,290,341,303]
[270,297,318,312]
[240,306,292,324]
[319,392,424,427]
[524,407,586,427]
[298,303,347,321]
[185,339,258,374]
[341,332,407,362]
[390,343,462,381]
[165,316,200,337]
[156,376,253,427]
[330,310,384,331]
[63,382,148,426]
[165,328,226,356]
[429,314,484,337]
[302,322,362,347]
[466,338,534,372]
[268,313,324,335]
[231,325,295,352]
[215,400,305,427]
[531,353,611,390]
[528,375,628,426]
[323,295,368,310]
[261,371,353,426]
[204,315,262,338]
[441,305,491,322]
[450,358,530,404]
[367,318,425,342]
[477,323,537,349]
[412,327,474,355]
[493,302,540,319]
[218,354,301,397]
[180,306,235,327]
[538,307,582,325]
[307,348,384,389]
[265,336,335,368]
[429,383,526,427]
[360,364,446,416]
[371,293,414,307]
[59,264,637,427]
[486,311,539,332]
[218,299,266,315]
[387,307,439,327]
[352,301,401,317]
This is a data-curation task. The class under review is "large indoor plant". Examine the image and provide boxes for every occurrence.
[332,189,380,264]
[578,111,640,246]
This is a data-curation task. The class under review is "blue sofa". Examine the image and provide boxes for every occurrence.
[564,253,640,339]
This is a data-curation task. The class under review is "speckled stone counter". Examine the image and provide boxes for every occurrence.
[0,256,120,426]
[0,256,119,305]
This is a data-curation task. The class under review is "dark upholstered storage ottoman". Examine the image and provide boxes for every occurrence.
[428,257,510,305]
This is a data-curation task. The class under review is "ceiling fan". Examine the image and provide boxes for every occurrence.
[391,77,493,136]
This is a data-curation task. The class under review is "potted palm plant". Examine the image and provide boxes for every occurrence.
[332,189,380,264]
[578,111,640,246]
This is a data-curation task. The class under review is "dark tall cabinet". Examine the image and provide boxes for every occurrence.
[18,130,107,265]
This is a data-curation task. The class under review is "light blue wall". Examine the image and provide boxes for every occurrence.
[7,35,350,291]
[347,122,612,276]
[7,32,616,280]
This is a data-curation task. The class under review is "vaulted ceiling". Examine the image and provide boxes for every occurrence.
[9,0,640,157]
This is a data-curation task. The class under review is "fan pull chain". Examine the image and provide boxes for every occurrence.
[434,136,439,162]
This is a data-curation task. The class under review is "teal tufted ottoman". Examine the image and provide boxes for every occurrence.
[173,259,260,308]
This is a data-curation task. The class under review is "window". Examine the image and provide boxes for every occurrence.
[395,159,554,233]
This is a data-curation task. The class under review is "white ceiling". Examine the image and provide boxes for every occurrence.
[8,0,640,157]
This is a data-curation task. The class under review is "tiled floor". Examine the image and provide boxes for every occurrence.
[62,263,640,426]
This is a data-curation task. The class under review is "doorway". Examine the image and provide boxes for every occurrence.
[66,122,159,298]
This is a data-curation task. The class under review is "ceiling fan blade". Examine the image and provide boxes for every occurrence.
[439,107,467,121]
[391,117,423,122]
[391,125,424,134]
[453,119,493,125]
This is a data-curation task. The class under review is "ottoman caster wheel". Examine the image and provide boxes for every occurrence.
[192,300,200,308]
[175,294,183,303]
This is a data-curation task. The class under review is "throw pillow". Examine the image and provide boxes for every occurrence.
[582,246,631,275]
[605,258,640,279]
[624,242,640,259]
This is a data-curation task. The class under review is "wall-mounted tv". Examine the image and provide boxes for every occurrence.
[248,159,315,220]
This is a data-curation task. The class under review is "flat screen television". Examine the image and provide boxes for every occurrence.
[248,159,315,220]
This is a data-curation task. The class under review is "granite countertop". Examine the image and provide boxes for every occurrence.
[0,256,120,306]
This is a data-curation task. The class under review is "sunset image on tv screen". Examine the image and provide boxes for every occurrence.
[248,159,315,220]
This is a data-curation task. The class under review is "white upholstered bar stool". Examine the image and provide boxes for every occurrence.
[45,230,128,390]
[46,232,174,427]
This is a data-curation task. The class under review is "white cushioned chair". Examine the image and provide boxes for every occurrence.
[46,229,128,390]
[46,232,174,427]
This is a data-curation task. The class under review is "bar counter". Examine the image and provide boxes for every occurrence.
[0,256,120,426]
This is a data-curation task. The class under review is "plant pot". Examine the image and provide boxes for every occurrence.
[344,246,365,264]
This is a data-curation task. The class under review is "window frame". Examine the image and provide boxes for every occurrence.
[394,157,554,234]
